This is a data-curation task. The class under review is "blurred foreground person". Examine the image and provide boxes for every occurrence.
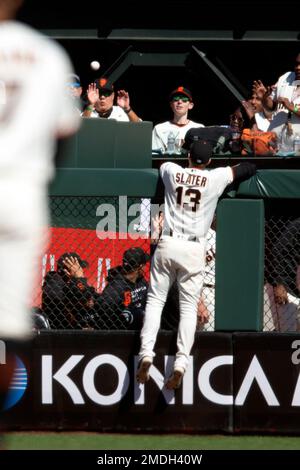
[0,0,80,411]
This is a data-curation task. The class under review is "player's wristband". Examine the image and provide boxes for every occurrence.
[124,107,132,114]
[293,104,299,114]
[86,105,95,111]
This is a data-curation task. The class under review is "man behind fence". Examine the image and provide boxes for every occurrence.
[97,247,150,330]
[137,140,256,390]
[0,0,80,409]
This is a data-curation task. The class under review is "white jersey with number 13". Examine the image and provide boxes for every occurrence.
[160,162,233,239]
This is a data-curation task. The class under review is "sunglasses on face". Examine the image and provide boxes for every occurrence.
[67,83,81,88]
[99,90,113,97]
[171,95,190,102]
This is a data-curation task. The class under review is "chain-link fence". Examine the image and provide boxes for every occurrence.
[32,195,217,332]
[264,213,300,332]
[32,196,300,333]
[33,196,151,330]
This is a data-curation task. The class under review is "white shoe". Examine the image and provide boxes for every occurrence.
[165,367,184,390]
[136,357,152,384]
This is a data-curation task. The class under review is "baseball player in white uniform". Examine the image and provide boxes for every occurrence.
[137,140,256,389]
[0,0,80,341]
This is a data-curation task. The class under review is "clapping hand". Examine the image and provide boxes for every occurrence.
[117,89,130,110]
[87,83,99,105]
[277,96,292,111]
[252,80,267,100]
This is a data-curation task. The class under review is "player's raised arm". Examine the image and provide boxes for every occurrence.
[231,161,257,181]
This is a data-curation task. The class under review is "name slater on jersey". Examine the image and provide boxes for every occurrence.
[175,172,207,187]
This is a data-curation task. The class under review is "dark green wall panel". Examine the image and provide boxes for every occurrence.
[215,199,264,331]
[57,119,153,169]
[49,169,159,196]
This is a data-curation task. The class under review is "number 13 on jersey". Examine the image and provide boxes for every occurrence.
[175,186,201,212]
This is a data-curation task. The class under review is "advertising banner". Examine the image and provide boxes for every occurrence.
[3,332,300,433]
[1,331,232,432]
[233,333,300,433]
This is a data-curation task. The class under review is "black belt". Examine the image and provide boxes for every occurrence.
[169,229,200,243]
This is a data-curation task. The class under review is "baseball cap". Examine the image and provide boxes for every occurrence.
[66,73,81,88]
[95,77,114,93]
[57,252,89,271]
[169,86,193,102]
[189,140,213,165]
[122,247,150,272]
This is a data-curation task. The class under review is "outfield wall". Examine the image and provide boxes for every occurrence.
[47,168,300,331]
[26,143,300,432]
[2,331,300,434]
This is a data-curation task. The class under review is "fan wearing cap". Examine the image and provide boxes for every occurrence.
[42,252,98,329]
[96,247,150,330]
[66,73,86,112]
[137,141,256,390]
[152,86,204,153]
[66,74,82,99]
[82,78,141,122]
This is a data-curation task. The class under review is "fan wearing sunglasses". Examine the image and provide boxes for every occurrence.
[152,86,204,154]
[82,77,141,122]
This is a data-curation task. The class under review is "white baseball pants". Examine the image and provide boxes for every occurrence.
[0,178,48,339]
[139,236,206,371]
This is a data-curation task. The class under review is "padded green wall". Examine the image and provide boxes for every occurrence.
[215,199,264,331]
[57,119,153,169]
